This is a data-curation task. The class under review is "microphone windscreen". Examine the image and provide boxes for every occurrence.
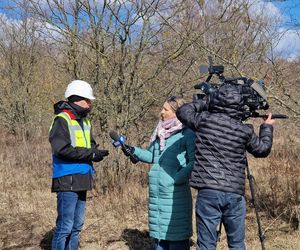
[109,130,119,141]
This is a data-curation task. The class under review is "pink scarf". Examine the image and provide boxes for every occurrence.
[150,117,184,150]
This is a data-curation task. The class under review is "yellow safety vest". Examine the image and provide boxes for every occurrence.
[50,111,93,178]
[54,112,91,148]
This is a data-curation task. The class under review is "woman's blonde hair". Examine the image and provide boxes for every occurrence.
[166,96,186,112]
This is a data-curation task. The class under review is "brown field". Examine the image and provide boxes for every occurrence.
[0,1,300,249]
[0,122,299,250]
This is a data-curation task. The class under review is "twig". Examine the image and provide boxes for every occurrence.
[263,209,288,234]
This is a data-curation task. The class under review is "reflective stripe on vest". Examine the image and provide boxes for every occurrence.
[55,112,91,148]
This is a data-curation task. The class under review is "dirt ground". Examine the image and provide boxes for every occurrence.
[0,187,299,250]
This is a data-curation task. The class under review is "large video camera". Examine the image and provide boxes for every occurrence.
[194,56,288,120]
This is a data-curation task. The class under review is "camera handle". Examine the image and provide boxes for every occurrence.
[204,72,225,84]
[246,161,266,250]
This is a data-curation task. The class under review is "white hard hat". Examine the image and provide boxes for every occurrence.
[64,80,95,100]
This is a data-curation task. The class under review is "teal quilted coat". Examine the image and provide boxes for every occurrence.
[133,128,195,240]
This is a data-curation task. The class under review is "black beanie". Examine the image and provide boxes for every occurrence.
[68,95,86,102]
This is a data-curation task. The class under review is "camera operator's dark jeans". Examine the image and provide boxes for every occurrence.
[196,189,246,250]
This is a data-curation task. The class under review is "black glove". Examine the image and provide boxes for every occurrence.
[129,155,139,164]
[92,148,109,162]
[121,144,135,157]
[121,144,139,164]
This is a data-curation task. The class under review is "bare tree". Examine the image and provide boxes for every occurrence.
[24,0,197,137]
[0,2,44,134]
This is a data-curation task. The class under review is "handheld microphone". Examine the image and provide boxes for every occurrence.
[109,131,125,148]
[109,131,139,164]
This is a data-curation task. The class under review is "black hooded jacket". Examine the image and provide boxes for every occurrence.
[49,101,96,192]
[176,85,273,195]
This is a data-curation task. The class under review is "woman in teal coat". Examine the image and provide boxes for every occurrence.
[129,96,195,250]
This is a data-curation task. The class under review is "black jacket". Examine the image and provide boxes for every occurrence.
[176,85,273,195]
[49,101,96,192]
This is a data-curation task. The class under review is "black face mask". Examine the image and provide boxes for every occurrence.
[68,102,91,118]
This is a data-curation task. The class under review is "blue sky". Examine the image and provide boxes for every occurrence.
[272,0,300,27]
[270,0,300,59]
[0,0,300,59]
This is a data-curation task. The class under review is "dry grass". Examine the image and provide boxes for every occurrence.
[0,124,299,250]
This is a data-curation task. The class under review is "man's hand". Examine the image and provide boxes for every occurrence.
[92,147,109,162]
[264,113,275,125]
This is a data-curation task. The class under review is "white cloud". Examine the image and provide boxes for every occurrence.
[249,0,283,21]
[274,29,300,60]
[249,0,300,60]
[203,0,283,22]
[0,12,63,45]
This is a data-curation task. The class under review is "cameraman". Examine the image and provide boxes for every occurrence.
[176,84,274,250]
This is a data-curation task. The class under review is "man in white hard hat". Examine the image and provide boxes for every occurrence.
[49,80,109,250]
